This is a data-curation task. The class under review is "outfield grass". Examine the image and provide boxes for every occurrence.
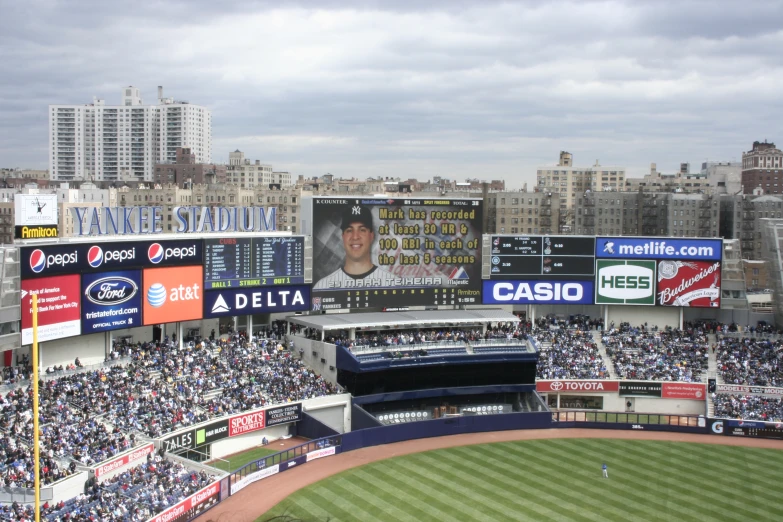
[261,439,783,522]
[209,446,279,472]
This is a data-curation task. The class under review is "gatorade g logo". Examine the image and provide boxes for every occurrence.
[595,260,656,305]
[711,421,723,434]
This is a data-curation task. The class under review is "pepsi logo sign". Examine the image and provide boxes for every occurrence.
[29,248,78,273]
[29,249,46,273]
[147,243,197,264]
[148,243,164,264]
[88,246,104,268]
[85,277,137,305]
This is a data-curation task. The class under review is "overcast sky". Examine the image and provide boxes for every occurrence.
[1,0,782,188]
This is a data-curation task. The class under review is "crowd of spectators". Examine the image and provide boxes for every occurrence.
[535,329,607,380]
[716,335,783,387]
[323,322,532,352]
[2,452,216,521]
[602,323,709,382]
[0,330,337,486]
[712,394,783,422]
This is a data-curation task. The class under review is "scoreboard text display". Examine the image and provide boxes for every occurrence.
[311,197,482,310]
[488,235,595,279]
[204,237,305,290]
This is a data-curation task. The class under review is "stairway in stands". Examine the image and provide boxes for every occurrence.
[592,330,618,379]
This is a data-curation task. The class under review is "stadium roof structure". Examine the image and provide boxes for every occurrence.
[286,309,519,332]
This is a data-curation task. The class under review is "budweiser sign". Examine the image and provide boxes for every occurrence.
[657,260,721,308]
[536,380,619,393]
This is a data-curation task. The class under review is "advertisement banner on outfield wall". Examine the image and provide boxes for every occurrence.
[94,443,154,479]
[21,274,81,344]
[265,403,303,427]
[595,237,722,261]
[619,381,662,397]
[483,280,594,304]
[81,270,142,333]
[661,382,706,400]
[536,380,619,393]
[656,260,721,308]
[148,481,220,522]
[716,384,783,396]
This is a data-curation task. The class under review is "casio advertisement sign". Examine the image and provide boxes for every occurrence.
[203,285,310,318]
[81,270,142,333]
[595,260,656,305]
[21,239,203,277]
[482,280,594,304]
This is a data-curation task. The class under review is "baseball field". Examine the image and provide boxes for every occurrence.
[259,438,783,521]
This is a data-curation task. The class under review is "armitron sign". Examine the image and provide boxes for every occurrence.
[15,225,59,239]
[536,380,620,393]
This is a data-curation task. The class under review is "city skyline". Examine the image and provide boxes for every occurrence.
[1,0,782,188]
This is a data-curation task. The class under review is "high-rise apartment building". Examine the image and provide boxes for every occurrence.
[741,140,783,194]
[49,86,211,182]
[226,150,291,188]
[536,152,625,229]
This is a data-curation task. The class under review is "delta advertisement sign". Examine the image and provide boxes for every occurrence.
[483,280,594,305]
[203,286,310,318]
[20,239,203,278]
[21,275,81,344]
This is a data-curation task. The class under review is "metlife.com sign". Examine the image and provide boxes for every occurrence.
[483,280,594,305]
[595,237,722,261]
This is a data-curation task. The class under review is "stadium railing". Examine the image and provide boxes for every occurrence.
[228,435,342,496]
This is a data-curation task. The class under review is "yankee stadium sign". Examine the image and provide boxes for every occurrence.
[70,206,277,236]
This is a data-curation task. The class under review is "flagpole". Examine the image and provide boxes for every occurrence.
[32,293,41,522]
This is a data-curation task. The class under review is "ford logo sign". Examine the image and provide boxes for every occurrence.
[85,277,137,305]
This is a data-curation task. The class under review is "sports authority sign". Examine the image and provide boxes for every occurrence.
[228,410,266,437]
[595,260,656,305]
[94,443,154,479]
[661,382,706,400]
[21,275,81,344]
[536,380,619,393]
[656,260,721,308]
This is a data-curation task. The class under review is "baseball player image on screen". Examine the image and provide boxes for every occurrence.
[313,205,395,290]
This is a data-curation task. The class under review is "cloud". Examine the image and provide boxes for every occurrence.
[1,0,782,186]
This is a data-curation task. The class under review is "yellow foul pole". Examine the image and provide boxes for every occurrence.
[32,293,40,522]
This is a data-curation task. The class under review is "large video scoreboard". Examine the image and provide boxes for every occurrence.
[204,237,305,289]
[310,197,483,310]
